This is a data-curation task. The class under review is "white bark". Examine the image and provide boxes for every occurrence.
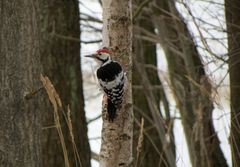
[100,0,133,167]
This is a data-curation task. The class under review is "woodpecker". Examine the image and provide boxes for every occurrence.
[85,48,126,121]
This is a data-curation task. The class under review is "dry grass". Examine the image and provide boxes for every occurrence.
[135,118,144,167]
[40,74,82,167]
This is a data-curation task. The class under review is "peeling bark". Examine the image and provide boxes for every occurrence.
[100,0,133,167]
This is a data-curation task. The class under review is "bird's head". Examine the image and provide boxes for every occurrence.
[85,48,112,65]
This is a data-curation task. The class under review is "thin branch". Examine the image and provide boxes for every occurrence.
[51,32,81,42]
[24,86,43,100]
[80,12,102,23]
[87,114,102,124]
[81,39,102,44]
[133,0,152,20]
[91,151,99,161]
[179,0,227,63]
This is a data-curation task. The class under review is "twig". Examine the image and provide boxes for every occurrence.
[24,87,43,100]
[87,114,102,124]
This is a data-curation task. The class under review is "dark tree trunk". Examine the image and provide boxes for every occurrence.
[150,0,228,167]
[39,1,91,167]
[0,1,90,167]
[0,1,43,167]
[133,9,175,167]
[225,0,240,166]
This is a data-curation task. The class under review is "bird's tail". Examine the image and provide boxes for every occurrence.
[107,98,117,122]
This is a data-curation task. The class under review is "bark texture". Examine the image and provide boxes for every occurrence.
[100,0,133,167]
[150,0,228,167]
[0,1,43,167]
[133,9,175,166]
[225,0,240,166]
[39,1,91,167]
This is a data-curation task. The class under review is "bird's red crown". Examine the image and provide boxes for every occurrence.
[96,49,111,54]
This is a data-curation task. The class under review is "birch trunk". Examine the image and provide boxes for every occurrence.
[100,0,133,167]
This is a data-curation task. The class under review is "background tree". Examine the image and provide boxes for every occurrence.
[149,0,228,166]
[0,1,43,166]
[39,1,91,167]
[132,1,175,165]
[225,0,240,166]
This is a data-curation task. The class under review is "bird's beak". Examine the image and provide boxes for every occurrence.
[84,53,97,58]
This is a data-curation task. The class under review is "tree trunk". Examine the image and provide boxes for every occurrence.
[133,8,175,166]
[225,0,240,166]
[0,1,43,167]
[150,0,228,167]
[100,0,133,167]
[39,1,91,167]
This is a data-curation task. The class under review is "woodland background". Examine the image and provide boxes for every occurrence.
[0,0,239,167]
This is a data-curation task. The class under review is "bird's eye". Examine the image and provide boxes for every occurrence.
[99,53,102,56]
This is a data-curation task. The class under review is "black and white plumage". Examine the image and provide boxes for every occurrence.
[85,48,126,121]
